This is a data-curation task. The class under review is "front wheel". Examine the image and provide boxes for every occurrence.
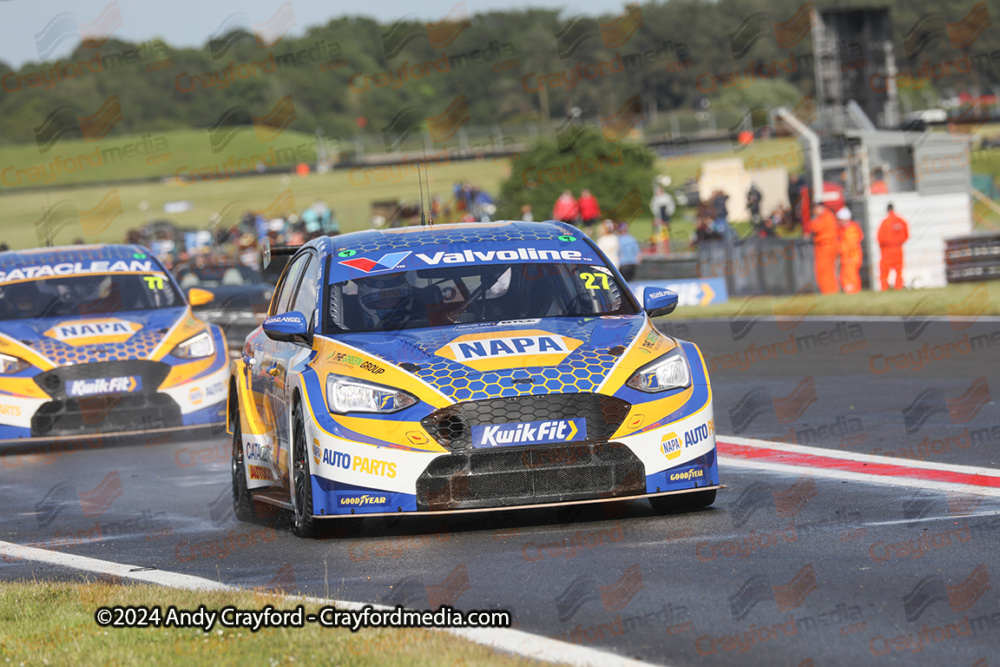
[649,488,716,515]
[291,402,319,538]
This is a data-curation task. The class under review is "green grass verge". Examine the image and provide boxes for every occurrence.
[0,580,551,667]
[0,156,514,250]
[655,137,802,186]
[2,129,323,189]
[0,137,806,251]
[0,130,803,193]
[674,281,999,319]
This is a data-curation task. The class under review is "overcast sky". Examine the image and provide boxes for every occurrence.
[0,0,630,68]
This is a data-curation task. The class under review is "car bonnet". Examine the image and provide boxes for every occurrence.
[0,307,191,368]
[322,314,673,403]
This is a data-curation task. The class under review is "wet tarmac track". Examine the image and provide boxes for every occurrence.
[4,318,1000,665]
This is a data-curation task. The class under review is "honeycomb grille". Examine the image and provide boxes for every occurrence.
[416,441,646,511]
[420,393,631,450]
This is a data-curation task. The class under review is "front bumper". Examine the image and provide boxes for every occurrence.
[301,398,718,518]
[0,356,228,442]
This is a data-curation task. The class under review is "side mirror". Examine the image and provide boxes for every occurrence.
[188,288,215,307]
[642,287,679,318]
[263,311,312,345]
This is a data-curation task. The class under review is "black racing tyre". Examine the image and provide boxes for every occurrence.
[291,402,319,538]
[649,488,716,515]
[231,409,257,523]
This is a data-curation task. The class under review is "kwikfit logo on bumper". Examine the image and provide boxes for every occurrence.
[473,418,586,448]
[67,376,141,397]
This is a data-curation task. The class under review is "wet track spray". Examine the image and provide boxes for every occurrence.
[4,318,1000,665]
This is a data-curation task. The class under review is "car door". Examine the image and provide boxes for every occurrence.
[269,252,320,482]
[249,254,309,448]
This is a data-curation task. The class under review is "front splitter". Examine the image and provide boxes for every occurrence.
[272,484,726,520]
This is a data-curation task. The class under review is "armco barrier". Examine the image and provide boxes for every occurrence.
[697,237,816,297]
[946,233,1000,283]
[634,257,699,281]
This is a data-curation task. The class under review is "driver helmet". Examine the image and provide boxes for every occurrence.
[357,273,415,328]
[62,275,112,303]
[13,290,36,315]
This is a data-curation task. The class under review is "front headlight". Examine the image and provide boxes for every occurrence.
[0,352,30,375]
[171,331,215,359]
[626,349,691,393]
[326,375,417,414]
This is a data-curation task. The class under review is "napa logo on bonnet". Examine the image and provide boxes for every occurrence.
[435,329,582,371]
[44,318,142,346]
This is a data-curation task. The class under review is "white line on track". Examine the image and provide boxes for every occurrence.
[0,540,661,667]
[0,541,234,590]
[862,515,997,528]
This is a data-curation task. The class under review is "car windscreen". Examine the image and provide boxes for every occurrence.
[0,273,183,320]
[327,262,638,333]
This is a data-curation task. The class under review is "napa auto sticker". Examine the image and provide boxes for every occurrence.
[435,329,582,371]
[629,279,728,307]
[44,318,143,345]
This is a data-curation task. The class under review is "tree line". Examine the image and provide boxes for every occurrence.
[0,0,997,146]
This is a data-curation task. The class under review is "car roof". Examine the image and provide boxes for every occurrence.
[0,244,155,269]
[309,220,581,255]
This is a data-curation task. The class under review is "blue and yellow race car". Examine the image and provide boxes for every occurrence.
[0,245,228,441]
[229,222,718,537]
